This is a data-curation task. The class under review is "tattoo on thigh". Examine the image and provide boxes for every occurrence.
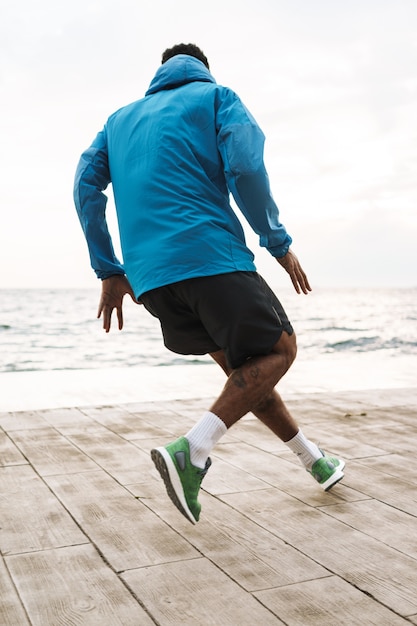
[249,365,260,380]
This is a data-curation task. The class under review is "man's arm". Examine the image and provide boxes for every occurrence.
[74,129,138,329]
[73,128,125,279]
[216,90,310,293]
[216,90,292,258]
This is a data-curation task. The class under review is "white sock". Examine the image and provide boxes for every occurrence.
[185,411,227,468]
[285,429,323,470]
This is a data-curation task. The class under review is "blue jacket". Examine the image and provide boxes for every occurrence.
[74,55,292,298]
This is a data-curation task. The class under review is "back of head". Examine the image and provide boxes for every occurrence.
[161,43,210,70]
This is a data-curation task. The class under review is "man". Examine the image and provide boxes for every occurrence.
[74,43,344,525]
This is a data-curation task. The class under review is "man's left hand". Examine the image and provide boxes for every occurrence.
[276,249,312,295]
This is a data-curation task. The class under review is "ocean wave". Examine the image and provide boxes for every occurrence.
[325,336,417,353]
[1,287,417,373]
[315,325,368,333]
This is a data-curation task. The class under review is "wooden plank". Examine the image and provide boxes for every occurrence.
[356,452,417,481]
[342,460,417,516]
[358,388,417,407]
[45,470,199,571]
[220,487,417,616]
[6,544,154,626]
[255,575,411,625]
[0,465,87,555]
[167,396,218,417]
[282,396,357,423]
[226,416,288,453]
[7,427,98,475]
[137,486,328,592]
[319,499,417,559]
[58,423,152,485]
[295,389,392,410]
[110,400,176,413]
[357,421,417,455]
[0,431,28,467]
[386,406,417,427]
[129,435,174,455]
[122,557,284,625]
[0,410,49,432]
[327,412,417,456]
[306,413,406,442]
[35,406,93,428]
[79,404,176,440]
[84,409,177,440]
[202,455,270,495]
[0,556,31,626]
[101,404,190,432]
[297,429,389,459]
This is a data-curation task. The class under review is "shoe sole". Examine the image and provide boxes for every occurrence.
[322,459,346,491]
[151,447,197,524]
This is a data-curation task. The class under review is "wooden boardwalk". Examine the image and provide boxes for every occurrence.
[1,387,417,625]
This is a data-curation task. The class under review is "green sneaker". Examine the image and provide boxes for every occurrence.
[151,437,211,524]
[309,453,345,491]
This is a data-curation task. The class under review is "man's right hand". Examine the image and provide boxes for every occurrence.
[276,249,312,295]
[97,275,138,332]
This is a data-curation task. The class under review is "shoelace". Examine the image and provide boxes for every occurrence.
[198,457,212,479]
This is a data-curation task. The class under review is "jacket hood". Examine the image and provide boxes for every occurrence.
[145,54,216,95]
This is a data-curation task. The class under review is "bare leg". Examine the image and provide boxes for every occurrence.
[151,332,344,525]
[209,331,299,441]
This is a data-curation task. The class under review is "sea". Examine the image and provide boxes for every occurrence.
[0,287,416,406]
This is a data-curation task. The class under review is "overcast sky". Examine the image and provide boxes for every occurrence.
[1,0,416,290]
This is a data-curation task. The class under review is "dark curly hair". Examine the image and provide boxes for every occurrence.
[161,43,210,70]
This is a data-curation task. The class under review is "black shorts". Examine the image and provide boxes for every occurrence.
[140,271,294,369]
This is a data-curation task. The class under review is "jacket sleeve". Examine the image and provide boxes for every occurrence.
[216,89,292,258]
[73,128,125,279]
